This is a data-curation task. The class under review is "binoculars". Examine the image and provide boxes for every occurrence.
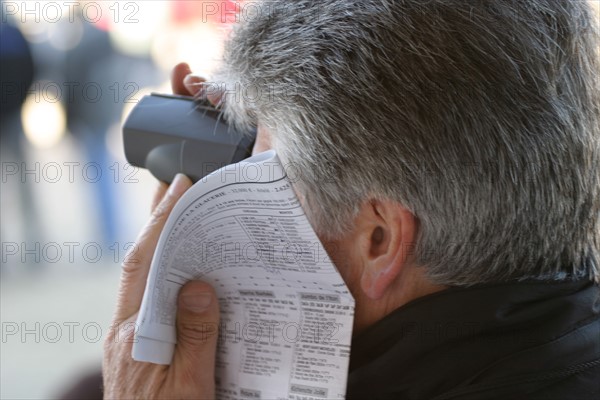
[122,93,256,183]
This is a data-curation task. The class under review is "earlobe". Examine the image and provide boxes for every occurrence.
[358,201,417,300]
[360,263,399,300]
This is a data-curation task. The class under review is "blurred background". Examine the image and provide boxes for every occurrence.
[0,0,237,398]
[1,0,599,399]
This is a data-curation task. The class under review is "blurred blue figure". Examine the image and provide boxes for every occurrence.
[0,12,34,123]
[62,19,120,247]
[61,17,163,246]
[0,8,40,258]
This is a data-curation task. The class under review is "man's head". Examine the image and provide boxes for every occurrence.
[214,0,600,328]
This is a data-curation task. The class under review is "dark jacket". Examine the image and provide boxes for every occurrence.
[347,279,600,399]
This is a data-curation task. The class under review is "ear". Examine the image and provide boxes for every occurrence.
[358,199,418,300]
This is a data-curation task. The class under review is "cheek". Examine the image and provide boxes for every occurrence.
[321,236,361,293]
[251,123,360,294]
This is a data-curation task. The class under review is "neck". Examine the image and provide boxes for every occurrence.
[352,265,447,335]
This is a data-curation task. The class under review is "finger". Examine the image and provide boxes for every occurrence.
[183,75,223,106]
[171,281,220,396]
[171,62,192,95]
[114,174,193,323]
[183,74,206,97]
[151,181,169,213]
[207,92,223,107]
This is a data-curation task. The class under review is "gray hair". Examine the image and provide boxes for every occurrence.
[214,0,600,286]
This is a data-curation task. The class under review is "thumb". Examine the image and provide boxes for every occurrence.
[173,281,220,392]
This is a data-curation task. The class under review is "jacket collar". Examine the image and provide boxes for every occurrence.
[347,279,599,399]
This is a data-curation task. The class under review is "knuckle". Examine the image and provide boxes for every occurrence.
[122,243,141,266]
[179,321,219,345]
[103,334,114,354]
[121,256,142,275]
[151,201,169,221]
[150,198,175,223]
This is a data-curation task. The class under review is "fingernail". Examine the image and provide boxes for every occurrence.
[181,292,213,313]
[183,74,202,95]
[168,173,189,197]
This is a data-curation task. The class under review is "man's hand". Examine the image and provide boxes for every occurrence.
[103,171,220,399]
[171,62,221,104]
[103,62,238,399]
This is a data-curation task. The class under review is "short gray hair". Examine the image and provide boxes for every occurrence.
[214,0,600,286]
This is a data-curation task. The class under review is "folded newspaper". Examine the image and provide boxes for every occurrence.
[133,150,355,399]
